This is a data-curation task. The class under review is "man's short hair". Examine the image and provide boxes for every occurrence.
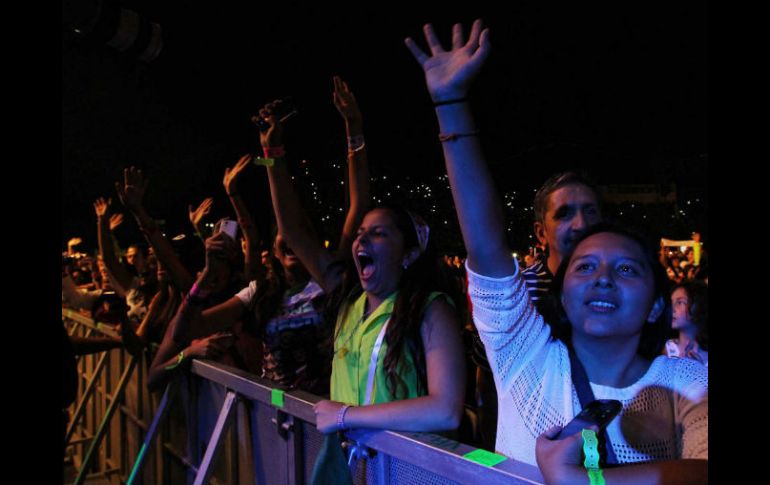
[532,171,602,224]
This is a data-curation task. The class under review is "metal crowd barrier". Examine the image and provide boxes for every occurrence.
[63,308,544,484]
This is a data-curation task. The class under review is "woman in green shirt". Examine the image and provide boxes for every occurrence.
[257,95,466,434]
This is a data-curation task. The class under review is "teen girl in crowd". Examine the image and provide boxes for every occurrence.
[256,80,466,434]
[406,19,707,483]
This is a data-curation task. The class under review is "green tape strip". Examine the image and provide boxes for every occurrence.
[253,157,275,167]
[587,468,605,485]
[581,428,601,469]
[463,449,507,467]
[271,389,285,407]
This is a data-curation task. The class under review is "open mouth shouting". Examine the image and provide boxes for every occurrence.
[355,251,376,282]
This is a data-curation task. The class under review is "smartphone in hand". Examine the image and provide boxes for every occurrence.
[556,399,622,439]
[214,218,239,240]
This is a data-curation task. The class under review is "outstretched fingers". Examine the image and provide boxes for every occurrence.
[468,27,492,71]
[465,19,483,50]
[423,23,446,55]
[451,22,465,50]
[404,36,430,65]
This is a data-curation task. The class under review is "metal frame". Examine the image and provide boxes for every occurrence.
[65,307,544,485]
[190,360,544,485]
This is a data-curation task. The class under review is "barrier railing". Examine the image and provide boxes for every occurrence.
[63,307,544,484]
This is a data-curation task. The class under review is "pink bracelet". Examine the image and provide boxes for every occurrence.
[188,282,211,300]
[263,146,286,158]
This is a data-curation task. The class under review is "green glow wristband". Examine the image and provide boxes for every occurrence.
[165,351,185,370]
[581,429,605,484]
[252,157,275,167]
[581,429,601,469]
[587,467,605,485]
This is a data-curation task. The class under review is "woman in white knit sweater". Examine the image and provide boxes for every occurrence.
[406,19,707,484]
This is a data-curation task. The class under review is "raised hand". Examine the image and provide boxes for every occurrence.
[67,237,83,254]
[188,197,214,231]
[332,76,362,127]
[93,197,111,217]
[114,166,149,212]
[109,213,124,231]
[256,100,285,148]
[197,231,238,288]
[405,19,491,102]
[223,155,251,195]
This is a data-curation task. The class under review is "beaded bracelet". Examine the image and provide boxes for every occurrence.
[337,404,352,430]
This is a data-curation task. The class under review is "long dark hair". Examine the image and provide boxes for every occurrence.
[331,205,464,399]
[550,222,671,360]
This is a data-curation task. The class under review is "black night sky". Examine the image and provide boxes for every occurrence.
[62,1,707,254]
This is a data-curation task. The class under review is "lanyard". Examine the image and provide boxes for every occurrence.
[363,316,391,405]
[568,347,618,466]
[345,316,391,473]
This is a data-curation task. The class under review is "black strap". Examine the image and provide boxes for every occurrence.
[568,347,618,466]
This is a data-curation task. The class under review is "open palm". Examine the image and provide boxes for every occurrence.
[405,20,491,102]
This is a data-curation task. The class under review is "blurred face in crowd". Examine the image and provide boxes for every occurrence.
[535,183,601,269]
[671,287,693,331]
[156,260,169,285]
[273,234,306,278]
[126,246,146,272]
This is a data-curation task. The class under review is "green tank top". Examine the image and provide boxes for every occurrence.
[330,290,448,405]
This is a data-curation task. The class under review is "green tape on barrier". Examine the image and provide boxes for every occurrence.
[463,449,507,467]
[271,389,285,407]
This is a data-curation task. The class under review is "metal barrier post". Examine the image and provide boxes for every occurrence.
[65,351,109,445]
[126,381,177,485]
[192,390,237,485]
[74,356,138,485]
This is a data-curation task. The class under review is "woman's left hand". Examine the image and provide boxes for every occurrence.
[535,425,591,485]
[313,399,347,434]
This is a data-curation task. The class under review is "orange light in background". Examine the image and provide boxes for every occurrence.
[324,240,330,248]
